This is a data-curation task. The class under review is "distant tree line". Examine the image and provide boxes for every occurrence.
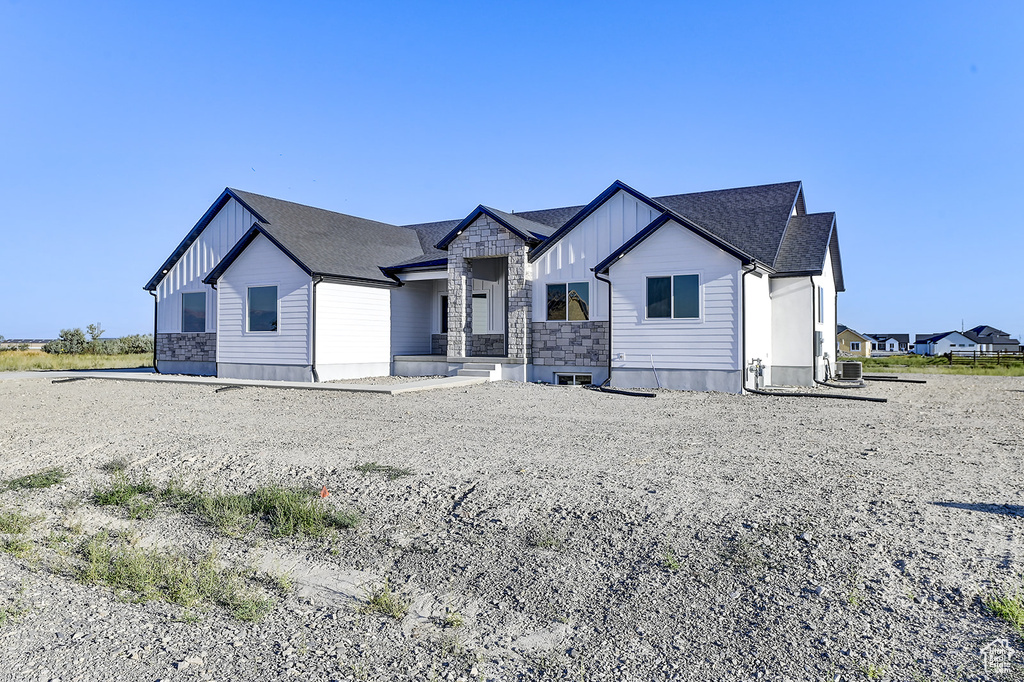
[37,323,154,355]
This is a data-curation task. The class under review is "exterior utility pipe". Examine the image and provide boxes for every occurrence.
[813,379,865,389]
[586,382,656,399]
[862,375,927,384]
[747,386,887,403]
[594,270,613,386]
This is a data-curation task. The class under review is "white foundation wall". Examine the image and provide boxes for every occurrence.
[608,221,742,378]
[532,190,660,323]
[217,234,311,367]
[743,270,773,388]
[390,281,433,355]
[315,281,391,380]
[769,276,812,385]
[156,198,255,332]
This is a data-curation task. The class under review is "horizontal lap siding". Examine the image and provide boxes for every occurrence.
[217,234,311,365]
[390,281,433,355]
[316,282,391,365]
[157,198,254,333]
[533,191,659,323]
[609,222,740,370]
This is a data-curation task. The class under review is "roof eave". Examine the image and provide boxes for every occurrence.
[435,206,540,250]
[145,188,269,291]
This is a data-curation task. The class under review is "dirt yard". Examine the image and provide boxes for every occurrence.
[1,374,1022,681]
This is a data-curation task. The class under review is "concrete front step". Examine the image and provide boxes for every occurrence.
[457,369,493,378]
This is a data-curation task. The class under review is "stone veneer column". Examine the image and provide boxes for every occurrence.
[446,216,532,359]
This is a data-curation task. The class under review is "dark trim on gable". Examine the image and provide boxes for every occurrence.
[592,213,754,274]
[529,180,666,262]
[766,181,805,268]
[203,223,313,285]
[144,188,270,291]
[434,206,540,250]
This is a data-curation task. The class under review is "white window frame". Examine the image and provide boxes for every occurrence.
[555,373,593,386]
[850,342,861,352]
[246,284,279,334]
[181,291,206,334]
[545,281,591,322]
[644,272,702,322]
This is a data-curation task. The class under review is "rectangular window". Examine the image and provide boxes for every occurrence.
[851,342,861,351]
[818,286,824,323]
[181,292,206,333]
[556,373,592,386]
[647,275,699,319]
[472,293,488,335]
[440,295,449,333]
[546,282,589,321]
[247,286,278,332]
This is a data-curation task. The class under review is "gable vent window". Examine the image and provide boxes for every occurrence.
[181,292,206,333]
[647,275,699,319]
[247,286,278,332]
[547,282,590,321]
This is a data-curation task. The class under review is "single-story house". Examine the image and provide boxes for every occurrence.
[913,331,978,356]
[865,333,911,353]
[144,180,845,393]
[963,325,1021,352]
[837,325,872,357]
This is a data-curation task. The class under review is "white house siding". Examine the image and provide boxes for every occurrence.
[607,220,742,393]
[769,277,812,386]
[390,281,433,356]
[532,190,661,324]
[743,269,772,388]
[933,333,976,355]
[156,198,255,333]
[216,234,312,381]
[812,252,838,380]
[315,281,391,381]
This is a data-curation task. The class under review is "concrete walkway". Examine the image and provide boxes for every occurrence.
[0,368,487,395]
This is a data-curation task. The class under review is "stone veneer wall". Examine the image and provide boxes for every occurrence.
[446,216,531,359]
[156,333,216,363]
[471,334,506,357]
[430,334,448,356]
[530,321,609,366]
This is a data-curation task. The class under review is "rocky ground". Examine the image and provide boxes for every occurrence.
[1,374,1023,681]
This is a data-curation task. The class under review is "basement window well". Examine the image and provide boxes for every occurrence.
[556,373,593,386]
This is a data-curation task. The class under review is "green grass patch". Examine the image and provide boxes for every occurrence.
[99,458,129,474]
[76,531,275,621]
[6,467,68,490]
[92,472,155,506]
[0,603,26,627]
[361,580,408,619]
[0,350,152,372]
[354,461,414,481]
[0,509,37,534]
[661,548,682,572]
[986,593,1024,633]
[850,354,1024,377]
[2,536,33,558]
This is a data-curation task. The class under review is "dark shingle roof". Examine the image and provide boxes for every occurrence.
[515,205,586,229]
[867,333,910,344]
[773,212,835,274]
[227,189,425,284]
[653,181,801,266]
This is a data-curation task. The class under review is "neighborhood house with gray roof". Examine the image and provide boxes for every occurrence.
[145,180,844,393]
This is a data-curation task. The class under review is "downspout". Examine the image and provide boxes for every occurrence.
[311,276,322,382]
[740,263,757,392]
[149,290,159,374]
[594,270,613,386]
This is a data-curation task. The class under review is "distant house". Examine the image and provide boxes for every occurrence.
[913,331,978,356]
[865,333,910,353]
[838,325,872,357]
[962,325,1021,352]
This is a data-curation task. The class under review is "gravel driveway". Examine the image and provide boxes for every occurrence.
[1,374,1022,681]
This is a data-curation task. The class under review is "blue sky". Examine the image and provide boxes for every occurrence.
[1,1,1021,340]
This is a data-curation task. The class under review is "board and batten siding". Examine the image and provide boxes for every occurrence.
[216,234,311,366]
[532,190,660,322]
[608,221,741,371]
[156,198,256,332]
[315,282,391,367]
